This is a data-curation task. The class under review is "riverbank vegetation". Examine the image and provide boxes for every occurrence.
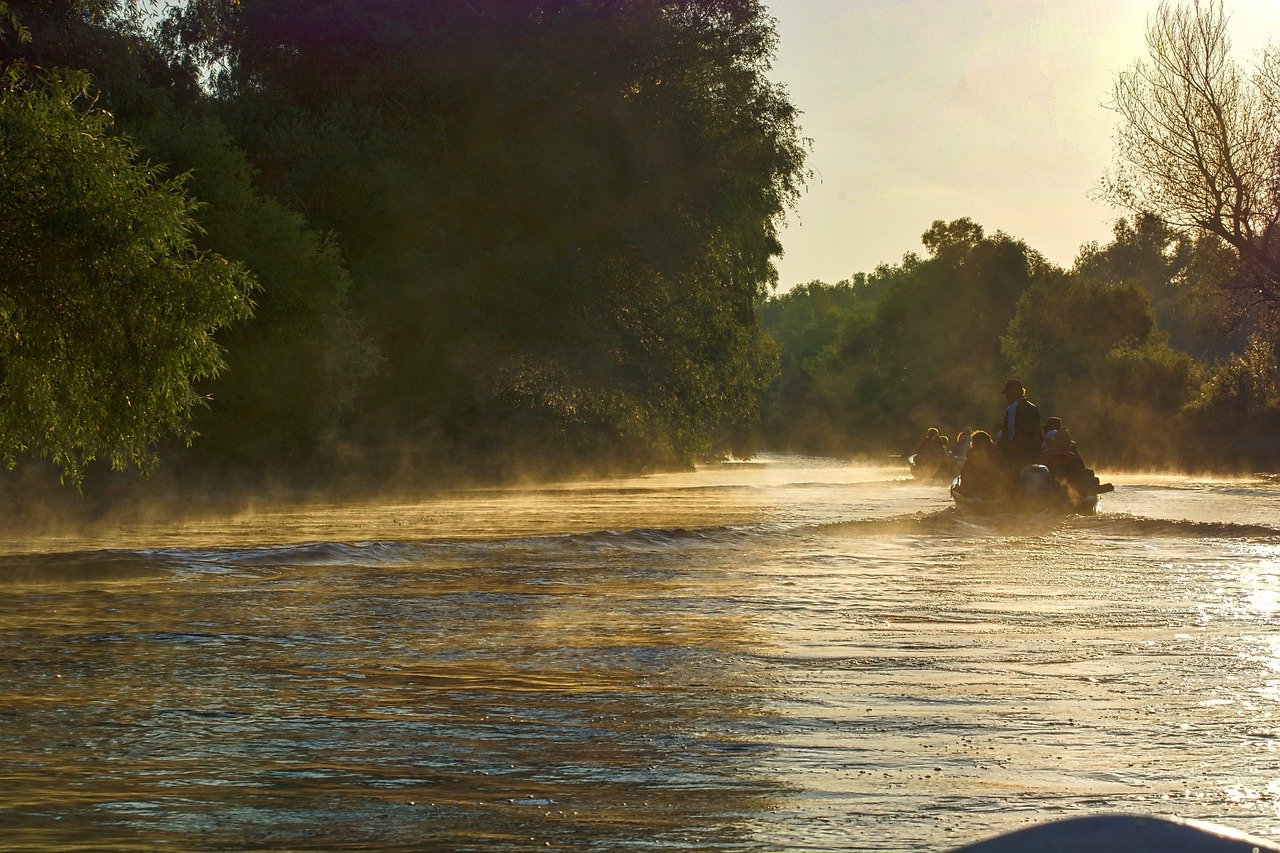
[3,0,1279,495]
[760,214,1275,469]
[1,0,803,489]
[762,0,1280,471]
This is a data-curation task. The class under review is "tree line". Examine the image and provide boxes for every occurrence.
[760,213,1278,469]
[2,0,1278,490]
[0,0,804,487]
[761,0,1280,471]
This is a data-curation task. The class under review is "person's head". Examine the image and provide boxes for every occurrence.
[1002,378,1025,403]
[969,429,993,450]
[926,427,939,438]
[1043,416,1062,434]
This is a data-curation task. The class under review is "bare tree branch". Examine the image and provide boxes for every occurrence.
[1106,0,1280,305]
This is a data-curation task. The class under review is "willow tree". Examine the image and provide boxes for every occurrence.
[1107,0,1280,308]
[0,68,254,483]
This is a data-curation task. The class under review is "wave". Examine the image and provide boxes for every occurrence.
[8,508,1271,586]
[815,509,1280,541]
[0,541,453,585]
[1068,513,1280,541]
[0,550,182,585]
[1115,481,1280,498]
[197,540,428,567]
[0,523,768,584]
[816,509,995,538]
[458,524,766,556]
[442,479,910,498]
[440,483,762,498]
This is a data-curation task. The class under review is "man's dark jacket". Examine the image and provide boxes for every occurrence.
[1002,396,1041,465]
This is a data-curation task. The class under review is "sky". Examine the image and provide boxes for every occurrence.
[765,0,1280,290]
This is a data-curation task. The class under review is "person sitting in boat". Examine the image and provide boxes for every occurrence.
[1040,416,1062,451]
[1039,426,1100,497]
[911,427,952,477]
[955,429,1008,500]
[996,378,1041,468]
[953,428,972,463]
[914,428,948,464]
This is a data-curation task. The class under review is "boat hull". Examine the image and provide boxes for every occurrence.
[951,464,1109,516]
[909,453,962,483]
[950,480,1099,515]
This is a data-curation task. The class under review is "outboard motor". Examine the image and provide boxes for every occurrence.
[1017,464,1056,508]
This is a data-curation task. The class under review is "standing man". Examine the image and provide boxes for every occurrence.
[998,378,1041,468]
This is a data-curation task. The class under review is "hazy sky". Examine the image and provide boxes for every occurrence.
[766,0,1280,290]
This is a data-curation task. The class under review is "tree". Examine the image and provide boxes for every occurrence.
[3,0,379,470]
[145,115,378,466]
[1002,270,1201,466]
[168,0,806,472]
[1003,274,1156,392]
[1184,334,1280,466]
[759,219,1051,453]
[1108,0,1280,307]
[0,68,253,483]
[758,279,877,450]
[1073,214,1243,358]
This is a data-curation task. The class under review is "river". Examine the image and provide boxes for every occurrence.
[2,454,1279,850]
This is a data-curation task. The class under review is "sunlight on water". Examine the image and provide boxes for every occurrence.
[2,454,1279,850]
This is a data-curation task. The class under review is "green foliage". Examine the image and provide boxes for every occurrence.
[763,217,1228,466]
[9,0,1280,484]
[0,68,253,482]
[3,0,379,471]
[761,219,1050,452]
[1183,336,1280,467]
[1187,338,1280,417]
[1002,274,1156,393]
[1002,270,1201,466]
[760,279,871,373]
[139,115,379,465]
[1074,214,1244,359]
[759,278,879,450]
[0,0,808,483]
[0,2,32,44]
[182,0,806,471]
[1192,336,1280,417]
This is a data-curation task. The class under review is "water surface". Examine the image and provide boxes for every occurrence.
[2,455,1279,850]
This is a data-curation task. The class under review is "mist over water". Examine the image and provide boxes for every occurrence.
[2,455,1279,850]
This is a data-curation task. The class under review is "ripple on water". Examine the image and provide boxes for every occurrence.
[2,458,1280,850]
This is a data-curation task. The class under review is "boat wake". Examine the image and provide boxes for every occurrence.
[814,508,1045,538]
[3,507,1275,587]
[0,550,183,585]
[816,510,1280,541]
[1068,513,1280,541]
[0,524,772,585]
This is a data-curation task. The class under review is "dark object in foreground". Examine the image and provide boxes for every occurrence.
[947,813,1280,852]
[951,464,1114,516]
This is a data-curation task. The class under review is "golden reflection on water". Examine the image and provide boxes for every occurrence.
[2,456,1280,850]
[0,477,791,849]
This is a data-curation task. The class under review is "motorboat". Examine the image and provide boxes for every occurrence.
[951,463,1112,516]
[908,452,962,483]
